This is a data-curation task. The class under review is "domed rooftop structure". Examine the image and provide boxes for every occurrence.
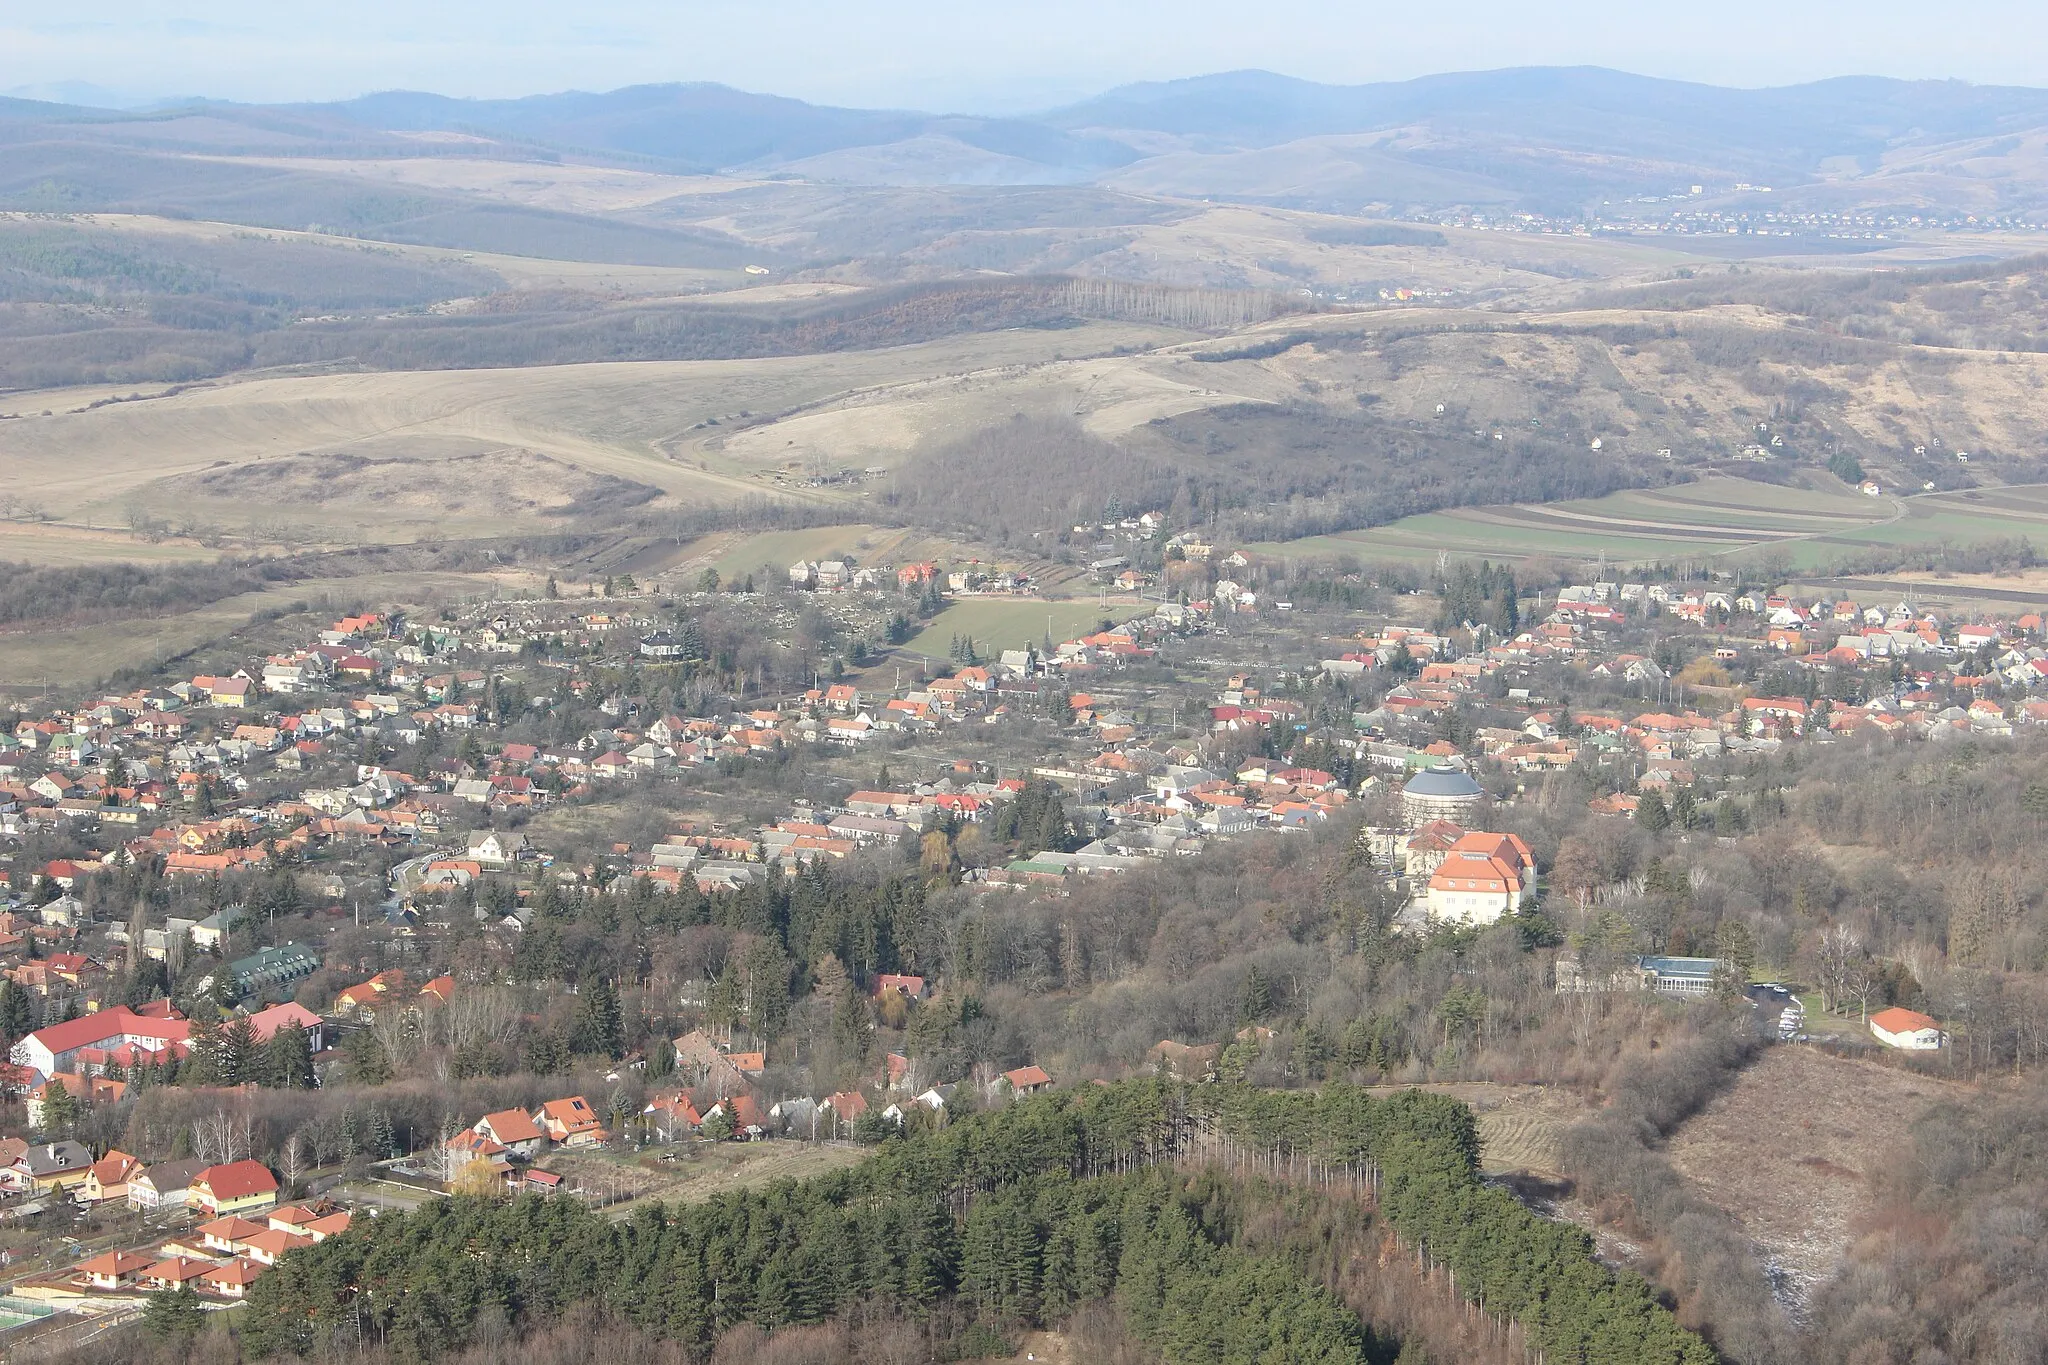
[1402,764,1485,824]
[1404,766,1482,798]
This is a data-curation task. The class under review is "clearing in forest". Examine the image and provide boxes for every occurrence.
[1665,1045,1963,1309]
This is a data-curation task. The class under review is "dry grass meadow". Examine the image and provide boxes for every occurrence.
[1666,1046,1965,1304]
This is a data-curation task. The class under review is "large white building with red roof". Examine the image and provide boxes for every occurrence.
[245,1001,324,1052]
[1424,831,1537,925]
[9,1003,191,1080]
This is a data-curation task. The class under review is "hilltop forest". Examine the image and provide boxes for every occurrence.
[64,1082,1708,1365]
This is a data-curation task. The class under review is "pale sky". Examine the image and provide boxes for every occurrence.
[8,1,2048,112]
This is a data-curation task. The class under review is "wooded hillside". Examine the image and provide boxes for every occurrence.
[221,1081,1708,1364]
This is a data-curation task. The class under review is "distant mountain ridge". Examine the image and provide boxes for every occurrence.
[9,66,2048,210]
[302,83,1141,176]
[1048,67,2048,151]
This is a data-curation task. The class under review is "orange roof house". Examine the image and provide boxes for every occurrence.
[535,1095,606,1148]
[190,1159,280,1216]
[82,1149,143,1204]
[333,970,407,1018]
[199,1258,265,1298]
[199,1215,271,1254]
[144,1256,215,1291]
[1869,1007,1943,1051]
[475,1108,547,1155]
[239,1227,315,1265]
[79,1248,155,1290]
[643,1091,703,1139]
[1003,1065,1052,1095]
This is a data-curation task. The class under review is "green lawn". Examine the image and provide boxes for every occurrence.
[701,527,888,582]
[901,598,1138,662]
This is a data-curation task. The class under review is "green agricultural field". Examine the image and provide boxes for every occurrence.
[901,597,1136,662]
[1828,495,2048,551]
[1253,478,2048,572]
[695,526,896,584]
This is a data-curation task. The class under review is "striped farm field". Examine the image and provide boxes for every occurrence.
[1359,1082,1588,1178]
[1255,477,2048,571]
[1477,1111,1573,1178]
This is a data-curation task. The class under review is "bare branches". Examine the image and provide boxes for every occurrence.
[191,1105,253,1165]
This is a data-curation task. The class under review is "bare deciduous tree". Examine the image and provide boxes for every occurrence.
[370,1003,426,1073]
[1814,924,1861,1015]
[191,1105,252,1164]
[437,985,520,1054]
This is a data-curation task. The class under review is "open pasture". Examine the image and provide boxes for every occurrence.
[0,320,1192,560]
[1666,1046,1964,1308]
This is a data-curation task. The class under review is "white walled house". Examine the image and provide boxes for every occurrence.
[1869,1007,1943,1050]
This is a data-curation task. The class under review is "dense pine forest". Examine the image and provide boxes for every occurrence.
[90,1081,1710,1365]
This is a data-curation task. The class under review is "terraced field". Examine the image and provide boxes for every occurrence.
[1257,477,2048,571]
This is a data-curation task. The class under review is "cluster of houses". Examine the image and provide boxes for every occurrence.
[788,559,1037,597]
[0,572,1226,918]
[635,1027,1047,1144]
[1305,584,2048,823]
[0,1133,351,1306]
[29,1161,348,1303]
[0,963,460,1137]
[419,1021,1054,1186]
[437,1094,611,1191]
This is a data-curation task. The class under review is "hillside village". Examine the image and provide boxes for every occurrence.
[0,521,2036,1331]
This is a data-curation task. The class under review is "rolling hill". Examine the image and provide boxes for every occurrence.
[15,67,2048,208]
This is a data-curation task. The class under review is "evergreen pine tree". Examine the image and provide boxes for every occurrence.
[0,980,31,1043]
[572,977,625,1059]
[37,1077,76,1136]
[1239,966,1273,1023]
[524,1028,568,1074]
[142,1286,205,1343]
[264,1023,316,1089]
[1638,788,1672,833]
[344,1029,392,1085]
[217,1016,257,1085]
[367,1107,395,1159]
